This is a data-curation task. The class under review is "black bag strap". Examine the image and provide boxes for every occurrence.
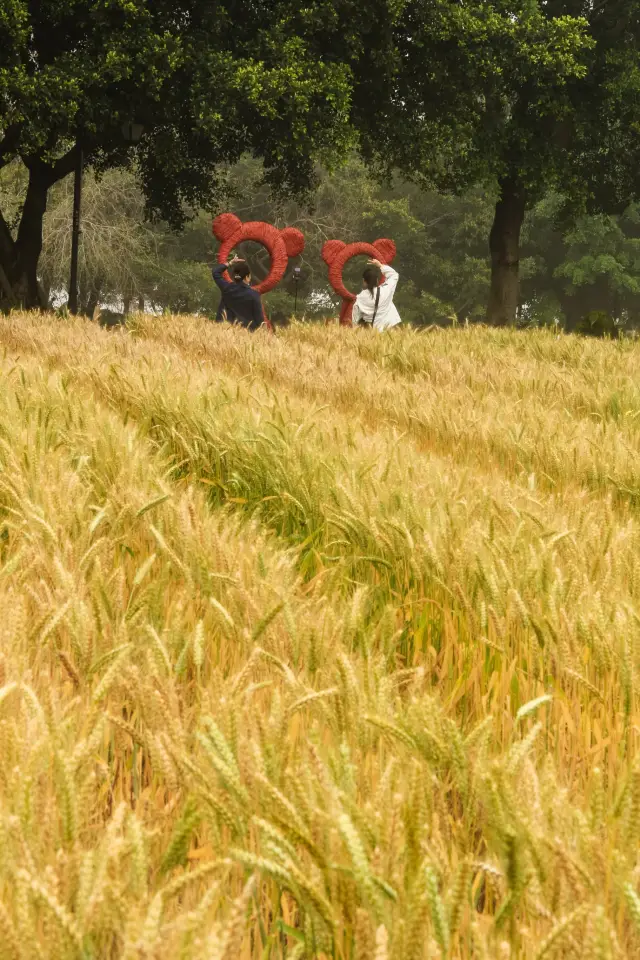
[369,286,381,326]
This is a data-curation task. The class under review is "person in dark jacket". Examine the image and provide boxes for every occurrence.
[212,257,265,331]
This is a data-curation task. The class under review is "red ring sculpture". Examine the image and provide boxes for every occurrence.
[322,238,397,326]
[213,213,305,331]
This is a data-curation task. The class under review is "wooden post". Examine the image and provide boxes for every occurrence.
[69,141,83,314]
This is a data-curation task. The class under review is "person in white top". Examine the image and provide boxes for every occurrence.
[352,258,401,332]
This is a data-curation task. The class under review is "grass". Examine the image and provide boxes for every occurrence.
[1,312,640,958]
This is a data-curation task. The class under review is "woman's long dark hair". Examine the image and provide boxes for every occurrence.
[362,265,380,297]
[232,260,251,283]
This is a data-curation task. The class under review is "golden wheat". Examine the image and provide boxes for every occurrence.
[0,311,640,957]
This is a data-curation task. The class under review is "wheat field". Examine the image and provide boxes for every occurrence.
[1,312,640,959]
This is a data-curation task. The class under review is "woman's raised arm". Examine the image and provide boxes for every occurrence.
[380,264,399,296]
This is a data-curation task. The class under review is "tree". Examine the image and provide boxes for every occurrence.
[520,193,640,333]
[476,1,640,327]
[0,0,371,310]
[352,1,640,326]
[37,168,151,313]
[484,0,640,327]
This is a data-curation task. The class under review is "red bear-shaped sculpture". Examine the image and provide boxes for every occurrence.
[322,238,397,326]
[213,213,305,295]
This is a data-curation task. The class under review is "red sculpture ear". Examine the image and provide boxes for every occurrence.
[281,227,305,258]
[213,213,242,242]
[373,238,396,263]
[322,240,346,265]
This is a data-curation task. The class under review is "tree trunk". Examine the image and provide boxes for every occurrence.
[0,263,16,310]
[0,213,17,311]
[486,177,526,327]
[0,150,76,313]
[10,165,50,309]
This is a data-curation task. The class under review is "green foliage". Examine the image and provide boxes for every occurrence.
[557,213,640,295]
[0,0,356,222]
[361,2,594,196]
[522,193,640,331]
[2,0,388,308]
[355,2,640,326]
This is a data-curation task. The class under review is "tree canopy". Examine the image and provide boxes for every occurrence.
[356,1,640,325]
[0,0,367,308]
[3,1,640,326]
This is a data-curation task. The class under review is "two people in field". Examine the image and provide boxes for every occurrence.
[212,254,401,332]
